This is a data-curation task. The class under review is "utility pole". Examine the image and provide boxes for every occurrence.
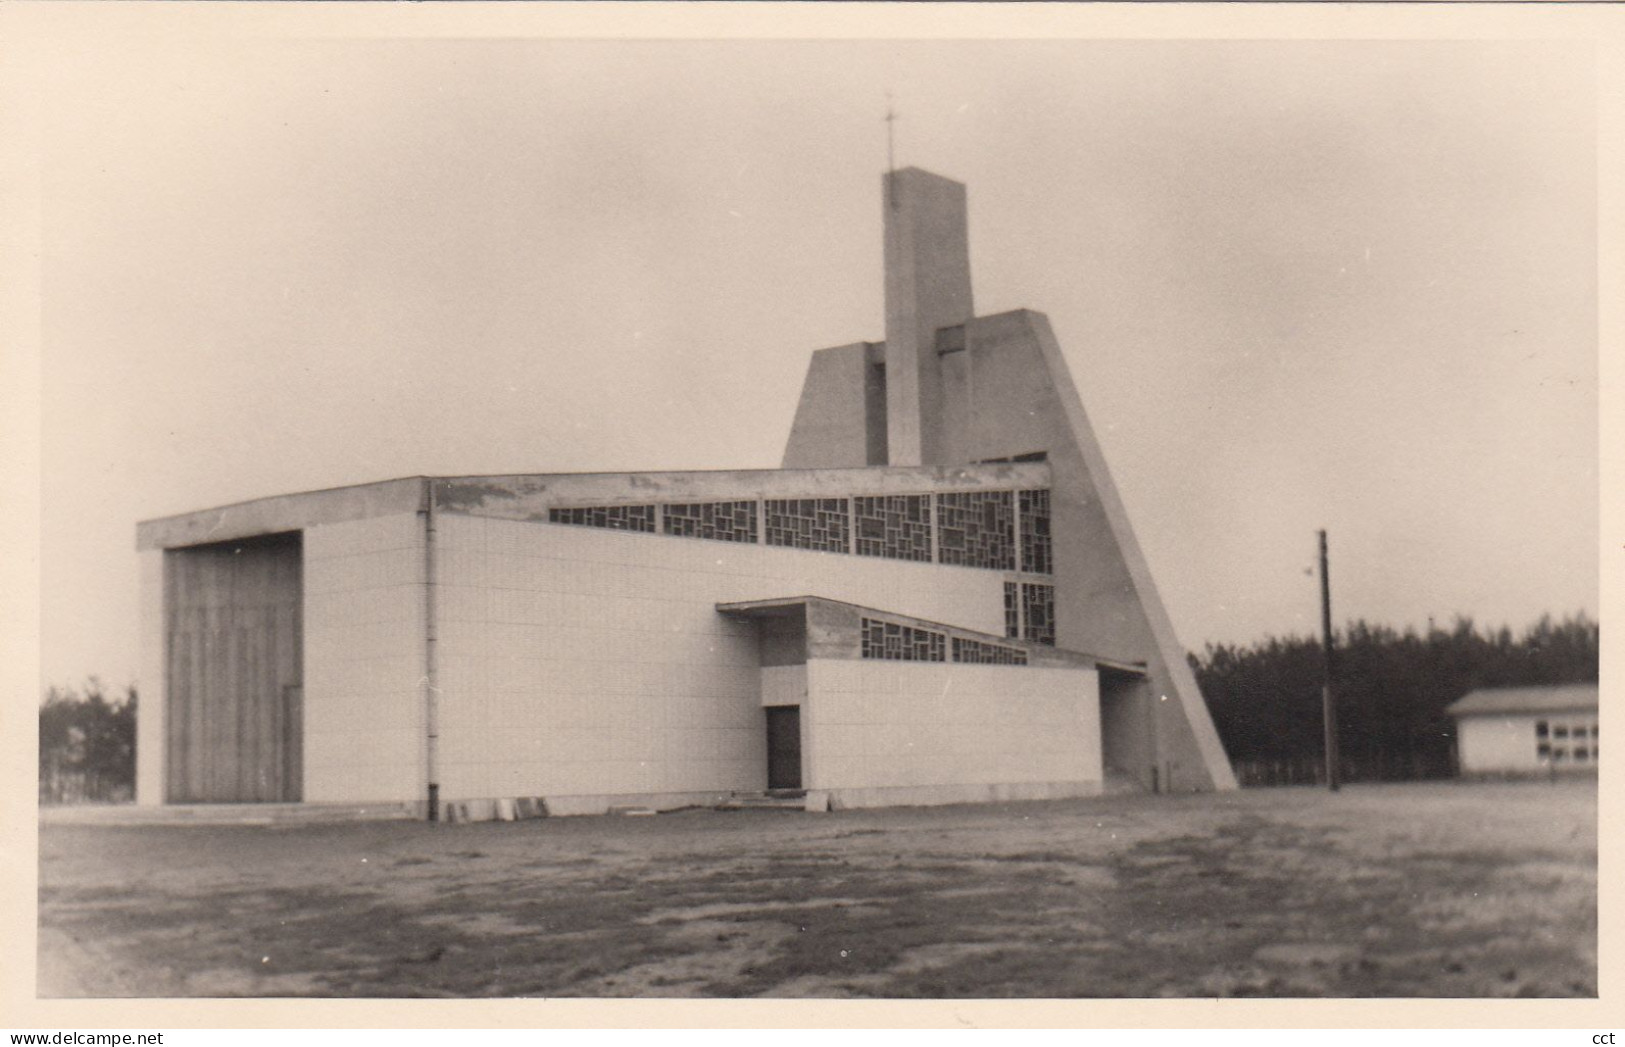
[1319,529,1340,792]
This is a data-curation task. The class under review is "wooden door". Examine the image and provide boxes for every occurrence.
[165,532,303,803]
[765,706,802,791]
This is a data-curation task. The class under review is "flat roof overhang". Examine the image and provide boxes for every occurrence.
[716,595,1145,674]
[137,461,1052,552]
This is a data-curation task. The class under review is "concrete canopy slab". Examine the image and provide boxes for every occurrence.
[717,594,1128,671]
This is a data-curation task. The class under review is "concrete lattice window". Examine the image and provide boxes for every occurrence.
[765,498,850,553]
[1019,489,1053,575]
[548,504,657,533]
[1003,582,1020,639]
[937,491,1016,570]
[854,495,932,562]
[1021,582,1056,646]
[951,636,1028,665]
[860,617,946,662]
[663,501,758,543]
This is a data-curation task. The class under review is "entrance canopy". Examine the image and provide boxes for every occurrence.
[716,594,1145,674]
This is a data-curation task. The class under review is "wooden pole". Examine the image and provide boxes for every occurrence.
[1319,529,1340,791]
[423,481,441,822]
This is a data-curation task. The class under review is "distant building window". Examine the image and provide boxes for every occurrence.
[1535,721,1550,738]
[1003,582,1019,639]
[1537,742,1552,759]
[1553,725,1569,740]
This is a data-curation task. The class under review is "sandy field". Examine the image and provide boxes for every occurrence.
[36,779,1595,998]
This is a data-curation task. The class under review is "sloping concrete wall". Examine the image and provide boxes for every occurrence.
[781,343,887,468]
[934,309,1236,792]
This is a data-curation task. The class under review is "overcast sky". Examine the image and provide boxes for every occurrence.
[31,28,1598,688]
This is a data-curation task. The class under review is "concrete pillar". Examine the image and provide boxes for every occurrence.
[884,168,974,466]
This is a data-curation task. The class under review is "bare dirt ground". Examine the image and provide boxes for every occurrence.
[37,780,1595,998]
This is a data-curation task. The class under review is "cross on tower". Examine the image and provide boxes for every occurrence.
[884,95,898,173]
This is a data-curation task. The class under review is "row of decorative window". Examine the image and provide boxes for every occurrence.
[858,617,1030,665]
[954,637,1030,665]
[548,490,1053,573]
[1006,581,1056,646]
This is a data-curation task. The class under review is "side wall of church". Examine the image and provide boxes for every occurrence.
[427,513,1008,811]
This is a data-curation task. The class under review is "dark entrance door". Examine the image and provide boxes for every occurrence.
[765,706,802,790]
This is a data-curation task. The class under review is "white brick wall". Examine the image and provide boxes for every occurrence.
[287,510,1028,805]
[805,659,1100,791]
[429,514,1009,802]
[302,512,426,803]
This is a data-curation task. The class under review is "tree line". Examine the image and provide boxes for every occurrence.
[39,680,137,804]
[1191,612,1599,785]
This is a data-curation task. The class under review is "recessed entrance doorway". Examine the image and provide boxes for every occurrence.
[765,705,802,791]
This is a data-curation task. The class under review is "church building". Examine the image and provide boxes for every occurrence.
[134,168,1239,818]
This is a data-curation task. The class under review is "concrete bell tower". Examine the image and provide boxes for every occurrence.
[882,167,974,466]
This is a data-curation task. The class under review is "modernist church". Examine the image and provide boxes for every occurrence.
[135,168,1238,818]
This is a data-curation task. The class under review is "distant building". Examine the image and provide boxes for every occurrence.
[1446,684,1599,776]
[134,168,1238,819]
